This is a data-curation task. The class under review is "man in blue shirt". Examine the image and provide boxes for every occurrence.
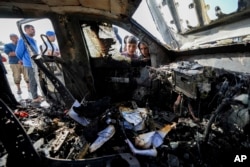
[4,33,29,94]
[15,24,43,103]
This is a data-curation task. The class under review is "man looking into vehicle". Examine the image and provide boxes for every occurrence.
[138,41,151,66]
[4,33,29,94]
[121,35,138,60]
[41,30,64,95]
[15,24,43,103]
[42,31,60,57]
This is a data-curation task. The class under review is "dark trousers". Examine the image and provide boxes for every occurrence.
[26,66,38,99]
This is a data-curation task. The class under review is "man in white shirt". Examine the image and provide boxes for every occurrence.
[41,31,64,94]
[42,31,60,57]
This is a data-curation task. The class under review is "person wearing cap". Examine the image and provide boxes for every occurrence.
[41,30,64,95]
[4,33,29,94]
[41,31,60,57]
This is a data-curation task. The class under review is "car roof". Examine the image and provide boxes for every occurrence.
[0,0,141,19]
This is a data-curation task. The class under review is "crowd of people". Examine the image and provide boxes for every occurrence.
[2,24,59,103]
[1,24,150,103]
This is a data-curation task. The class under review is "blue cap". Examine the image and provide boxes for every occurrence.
[46,31,55,36]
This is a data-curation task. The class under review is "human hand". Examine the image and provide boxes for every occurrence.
[54,51,60,57]
[18,60,23,65]
[9,51,16,56]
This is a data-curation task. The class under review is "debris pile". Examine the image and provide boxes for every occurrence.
[1,61,250,166]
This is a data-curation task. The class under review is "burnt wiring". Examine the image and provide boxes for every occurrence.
[204,73,250,142]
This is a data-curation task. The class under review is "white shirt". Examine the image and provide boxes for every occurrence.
[41,41,60,57]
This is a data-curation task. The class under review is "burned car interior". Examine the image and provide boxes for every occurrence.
[1,0,250,167]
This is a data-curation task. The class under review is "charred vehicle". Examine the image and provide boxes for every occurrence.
[0,0,250,167]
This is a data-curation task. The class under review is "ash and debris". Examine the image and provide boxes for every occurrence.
[1,61,250,167]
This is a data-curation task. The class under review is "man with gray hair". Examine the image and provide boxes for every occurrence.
[4,33,29,94]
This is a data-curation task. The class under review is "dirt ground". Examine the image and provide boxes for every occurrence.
[2,59,41,102]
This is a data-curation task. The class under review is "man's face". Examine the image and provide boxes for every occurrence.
[126,43,137,55]
[48,35,56,42]
[25,26,35,37]
[10,35,18,44]
[139,44,149,56]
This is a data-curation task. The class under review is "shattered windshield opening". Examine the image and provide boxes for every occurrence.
[205,0,238,20]
[132,0,164,43]
[133,0,250,51]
